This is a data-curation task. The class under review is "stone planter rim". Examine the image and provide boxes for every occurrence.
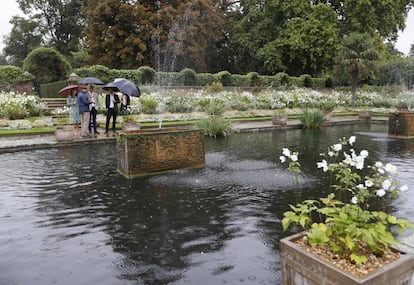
[281,231,414,283]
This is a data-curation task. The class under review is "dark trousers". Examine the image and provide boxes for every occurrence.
[89,107,98,132]
[105,108,117,132]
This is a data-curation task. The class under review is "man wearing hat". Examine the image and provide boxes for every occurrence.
[104,84,120,135]
[77,84,93,138]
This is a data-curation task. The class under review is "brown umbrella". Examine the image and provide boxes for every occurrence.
[58,84,78,96]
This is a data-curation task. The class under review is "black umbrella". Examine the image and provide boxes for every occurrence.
[78,77,104,85]
[102,82,119,91]
[112,78,141,97]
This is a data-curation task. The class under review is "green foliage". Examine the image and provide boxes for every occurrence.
[204,81,223,93]
[196,116,233,138]
[215,71,232,86]
[165,97,194,113]
[246,72,261,86]
[275,72,290,86]
[139,96,158,114]
[0,66,26,91]
[180,68,197,86]
[205,101,225,116]
[280,136,414,265]
[39,80,67,98]
[299,109,326,128]
[334,32,380,106]
[300,74,314,88]
[22,47,72,84]
[138,66,155,84]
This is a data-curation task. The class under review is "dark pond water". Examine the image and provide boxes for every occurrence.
[1,123,414,285]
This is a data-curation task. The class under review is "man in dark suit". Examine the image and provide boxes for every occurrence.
[104,87,120,135]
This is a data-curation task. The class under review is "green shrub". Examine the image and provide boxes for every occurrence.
[138,66,156,84]
[196,116,233,138]
[275,72,290,86]
[196,73,215,86]
[299,109,327,128]
[139,96,158,114]
[300,74,314,88]
[246,72,261,86]
[23,47,72,84]
[180,68,197,86]
[165,97,194,113]
[323,75,334,88]
[215,71,232,86]
[205,101,225,116]
[231,74,247,86]
[205,81,223,93]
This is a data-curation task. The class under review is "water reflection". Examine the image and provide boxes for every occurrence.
[0,123,413,285]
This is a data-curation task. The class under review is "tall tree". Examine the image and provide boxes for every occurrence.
[84,0,228,72]
[229,0,413,76]
[334,32,380,106]
[84,0,155,69]
[16,0,84,56]
[2,16,43,67]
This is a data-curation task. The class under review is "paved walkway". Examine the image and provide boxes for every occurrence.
[0,115,387,153]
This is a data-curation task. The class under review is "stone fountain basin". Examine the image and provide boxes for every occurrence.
[116,127,205,178]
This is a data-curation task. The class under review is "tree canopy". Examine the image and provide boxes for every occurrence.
[1,0,413,78]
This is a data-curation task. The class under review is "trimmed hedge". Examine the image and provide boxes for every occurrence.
[27,64,334,97]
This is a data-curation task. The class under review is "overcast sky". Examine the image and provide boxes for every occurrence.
[0,0,413,55]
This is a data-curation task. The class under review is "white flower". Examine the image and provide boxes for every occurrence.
[365,179,374,187]
[384,163,397,174]
[356,184,364,189]
[328,151,335,157]
[333,144,342,152]
[279,156,286,163]
[360,150,369,159]
[290,154,298,162]
[400,185,408,192]
[355,156,365,170]
[375,161,383,168]
[316,159,328,172]
[378,168,385,174]
[351,196,358,204]
[343,152,354,166]
[376,189,386,197]
[282,148,291,158]
[348,136,356,146]
[382,179,392,190]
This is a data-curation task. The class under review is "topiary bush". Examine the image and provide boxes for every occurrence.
[215,71,232,86]
[275,72,290,86]
[300,74,314,88]
[138,66,156,84]
[246,72,261,86]
[180,68,197,86]
[23,47,71,84]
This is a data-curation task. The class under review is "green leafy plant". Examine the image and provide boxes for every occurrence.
[299,108,326,128]
[280,136,414,266]
[122,115,139,123]
[196,116,233,138]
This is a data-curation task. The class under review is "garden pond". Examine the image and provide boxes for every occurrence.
[1,123,414,285]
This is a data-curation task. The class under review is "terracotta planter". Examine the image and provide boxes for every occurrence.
[280,232,414,285]
[55,125,73,141]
